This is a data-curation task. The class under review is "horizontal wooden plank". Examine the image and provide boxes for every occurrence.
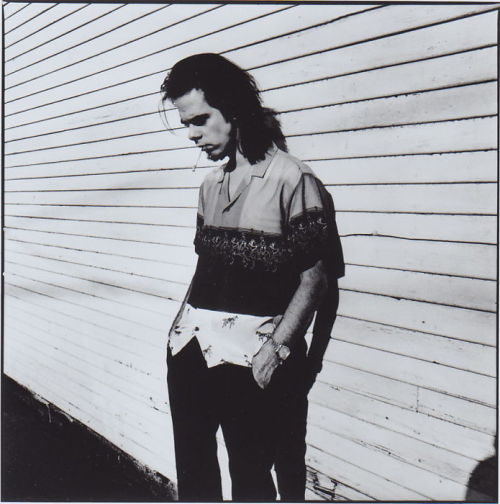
[345,264,496,312]
[5,3,86,56]
[7,150,497,188]
[5,226,496,313]
[7,69,500,157]
[4,128,188,165]
[6,116,497,169]
[4,149,205,178]
[330,180,497,215]
[306,444,425,500]
[313,150,497,185]
[7,45,496,144]
[5,3,86,54]
[282,82,497,137]
[16,222,495,310]
[251,9,498,91]
[4,3,56,39]
[337,212,497,244]
[4,335,177,481]
[5,226,197,270]
[3,3,30,19]
[5,227,495,310]
[307,428,466,500]
[309,402,486,487]
[265,46,497,113]
[418,388,497,436]
[5,4,115,58]
[6,82,497,156]
[6,289,172,378]
[339,290,496,346]
[5,4,169,71]
[6,9,497,127]
[290,117,497,161]
[4,271,170,342]
[310,382,495,461]
[306,467,372,501]
[4,186,199,207]
[25,246,494,389]
[4,326,166,436]
[8,4,493,102]
[6,4,364,90]
[5,260,173,327]
[334,316,495,377]
[318,359,420,411]
[5,179,498,217]
[325,339,496,406]
[5,166,209,190]
[5,3,207,83]
[5,360,177,483]
[5,282,177,369]
[5,303,167,412]
[234,4,497,69]
[343,235,496,279]
[5,202,496,245]
[4,203,198,229]
[6,216,496,281]
[4,4,285,107]
[5,246,192,303]
[4,347,110,430]
[5,216,196,248]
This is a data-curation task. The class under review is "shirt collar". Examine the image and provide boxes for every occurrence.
[216,145,278,183]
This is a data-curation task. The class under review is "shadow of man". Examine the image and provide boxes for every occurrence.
[466,435,497,502]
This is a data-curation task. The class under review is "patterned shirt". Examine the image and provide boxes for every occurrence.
[168,146,344,366]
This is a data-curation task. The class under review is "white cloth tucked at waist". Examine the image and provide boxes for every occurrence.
[168,304,280,368]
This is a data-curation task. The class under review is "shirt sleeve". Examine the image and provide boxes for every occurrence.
[287,173,344,279]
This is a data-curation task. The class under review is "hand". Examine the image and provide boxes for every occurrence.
[252,341,280,389]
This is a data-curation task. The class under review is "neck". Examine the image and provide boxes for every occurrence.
[226,144,251,172]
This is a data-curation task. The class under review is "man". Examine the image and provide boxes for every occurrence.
[161,53,344,501]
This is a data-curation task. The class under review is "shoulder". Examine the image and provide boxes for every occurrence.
[269,149,318,188]
[199,164,224,192]
[204,164,224,183]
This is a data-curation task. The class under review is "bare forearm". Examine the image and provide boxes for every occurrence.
[307,280,339,374]
[272,260,328,347]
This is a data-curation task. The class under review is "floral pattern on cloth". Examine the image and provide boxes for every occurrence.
[287,207,329,272]
[193,208,329,274]
[194,219,289,273]
[168,304,279,368]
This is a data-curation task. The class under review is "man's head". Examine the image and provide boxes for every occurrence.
[173,87,234,162]
[161,53,286,164]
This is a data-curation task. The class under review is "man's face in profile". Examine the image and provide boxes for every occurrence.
[174,88,233,161]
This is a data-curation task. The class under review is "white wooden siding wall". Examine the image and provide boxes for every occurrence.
[3,2,498,500]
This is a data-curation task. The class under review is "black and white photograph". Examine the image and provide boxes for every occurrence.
[2,1,498,501]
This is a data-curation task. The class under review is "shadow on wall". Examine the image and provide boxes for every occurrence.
[465,436,498,502]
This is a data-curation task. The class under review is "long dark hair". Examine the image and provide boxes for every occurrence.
[161,53,287,164]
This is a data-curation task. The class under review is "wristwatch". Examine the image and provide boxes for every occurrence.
[270,339,291,363]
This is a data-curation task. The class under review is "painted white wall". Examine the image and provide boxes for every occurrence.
[4,2,497,500]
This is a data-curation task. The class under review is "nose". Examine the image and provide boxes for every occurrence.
[188,124,202,142]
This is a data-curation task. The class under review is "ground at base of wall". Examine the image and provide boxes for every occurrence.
[1,375,175,502]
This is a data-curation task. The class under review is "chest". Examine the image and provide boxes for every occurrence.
[203,174,287,234]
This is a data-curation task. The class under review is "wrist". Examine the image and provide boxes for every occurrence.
[264,337,291,364]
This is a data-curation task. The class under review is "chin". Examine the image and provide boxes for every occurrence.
[208,150,225,161]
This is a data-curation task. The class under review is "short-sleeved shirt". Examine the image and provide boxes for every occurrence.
[168,146,344,366]
[188,146,344,316]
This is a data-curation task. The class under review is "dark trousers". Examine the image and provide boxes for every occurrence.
[167,338,308,502]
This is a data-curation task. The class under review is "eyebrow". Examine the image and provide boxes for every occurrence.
[181,114,209,126]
